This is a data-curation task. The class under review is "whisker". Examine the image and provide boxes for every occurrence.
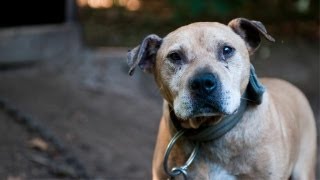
[152,84,164,95]
[241,97,256,102]
[168,107,175,114]
[153,87,161,94]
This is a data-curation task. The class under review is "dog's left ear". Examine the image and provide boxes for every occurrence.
[127,34,162,76]
[228,18,275,55]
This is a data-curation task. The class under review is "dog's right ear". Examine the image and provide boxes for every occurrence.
[127,34,162,76]
[228,18,275,55]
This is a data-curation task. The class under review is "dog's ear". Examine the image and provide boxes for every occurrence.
[228,18,275,55]
[127,34,162,76]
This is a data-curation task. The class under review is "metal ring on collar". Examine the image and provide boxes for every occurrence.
[163,129,200,179]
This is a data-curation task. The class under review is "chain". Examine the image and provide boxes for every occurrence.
[163,130,200,180]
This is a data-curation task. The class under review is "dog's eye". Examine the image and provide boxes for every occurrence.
[223,46,233,55]
[221,46,234,60]
[167,52,182,64]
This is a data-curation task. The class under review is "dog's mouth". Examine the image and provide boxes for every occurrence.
[176,105,238,129]
[173,93,238,129]
[179,114,223,129]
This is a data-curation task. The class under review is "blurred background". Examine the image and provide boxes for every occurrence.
[78,0,319,46]
[0,0,318,179]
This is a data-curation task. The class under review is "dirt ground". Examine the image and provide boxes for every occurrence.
[0,39,319,179]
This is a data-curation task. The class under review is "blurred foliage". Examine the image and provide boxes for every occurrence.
[168,0,319,22]
[78,0,319,47]
[168,0,244,21]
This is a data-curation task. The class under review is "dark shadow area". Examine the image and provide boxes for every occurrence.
[0,1,66,27]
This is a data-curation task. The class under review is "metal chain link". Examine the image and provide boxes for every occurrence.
[163,130,200,180]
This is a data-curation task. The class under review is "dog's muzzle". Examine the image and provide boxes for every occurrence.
[188,72,225,115]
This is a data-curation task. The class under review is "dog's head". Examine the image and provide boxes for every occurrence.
[128,18,274,128]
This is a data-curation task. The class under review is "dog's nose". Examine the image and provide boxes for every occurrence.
[189,73,217,94]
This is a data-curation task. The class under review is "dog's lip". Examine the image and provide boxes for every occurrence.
[190,112,222,118]
[177,108,239,129]
[179,114,223,129]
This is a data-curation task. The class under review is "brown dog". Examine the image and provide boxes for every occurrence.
[127,18,317,179]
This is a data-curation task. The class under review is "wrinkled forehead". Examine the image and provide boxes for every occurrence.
[159,22,245,54]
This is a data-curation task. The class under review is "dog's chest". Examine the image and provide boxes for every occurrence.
[193,142,251,179]
[188,162,237,179]
[185,131,266,179]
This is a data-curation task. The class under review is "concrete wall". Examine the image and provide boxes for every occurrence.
[0,23,83,63]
